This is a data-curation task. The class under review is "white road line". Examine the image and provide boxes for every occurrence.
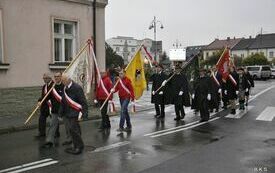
[248,85,275,103]
[0,158,57,173]
[256,106,275,121]
[90,141,131,153]
[151,117,220,138]
[225,106,254,119]
[8,161,58,173]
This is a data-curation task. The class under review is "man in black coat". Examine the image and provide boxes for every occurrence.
[59,75,88,155]
[244,68,254,106]
[194,69,212,122]
[151,64,167,119]
[168,62,190,121]
[237,68,250,110]
[226,66,239,115]
[208,67,222,113]
[36,73,54,138]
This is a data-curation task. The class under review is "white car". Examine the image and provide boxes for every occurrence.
[271,69,275,79]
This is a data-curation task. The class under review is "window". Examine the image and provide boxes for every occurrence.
[131,48,135,52]
[241,54,244,58]
[0,9,3,63]
[116,47,120,52]
[53,20,77,62]
[269,51,274,58]
[206,52,209,58]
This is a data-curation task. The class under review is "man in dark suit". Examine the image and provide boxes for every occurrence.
[59,75,88,155]
[35,73,54,138]
[151,64,167,119]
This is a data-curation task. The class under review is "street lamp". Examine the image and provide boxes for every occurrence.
[149,16,164,62]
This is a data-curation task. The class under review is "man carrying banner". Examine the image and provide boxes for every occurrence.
[194,69,212,122]
[244,68,254,106]
[151,64,167,119]
[168,62,190,121]
[95,71,113,131]
[60,74,88,155]
[112,69,135,132]
[226,66,239,115]
[237,68,250,110]
[35,73,54,139]
[42,72,64,148]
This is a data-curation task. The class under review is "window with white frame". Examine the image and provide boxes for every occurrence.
[269,51,274,58]
[0,9,4,64]
[53,20,77,62]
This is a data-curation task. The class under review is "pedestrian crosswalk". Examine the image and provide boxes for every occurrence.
[256,107,275,122]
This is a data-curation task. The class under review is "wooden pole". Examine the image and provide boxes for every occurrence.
[216,47,227,66]
[24,42,89,125]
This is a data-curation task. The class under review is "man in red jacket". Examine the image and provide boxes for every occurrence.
[111,69,135,132]
[95,71,113,131]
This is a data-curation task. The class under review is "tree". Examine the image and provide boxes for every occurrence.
[233,56,243,67]
[200,49,223,68]
[242,53,270,66]
[105,43,124,68]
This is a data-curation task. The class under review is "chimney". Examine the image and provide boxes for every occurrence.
[249,36,252,39]
[233,37,236,40]
[227,37,230,41]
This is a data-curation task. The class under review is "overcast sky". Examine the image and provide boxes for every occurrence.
[105,0,275,51]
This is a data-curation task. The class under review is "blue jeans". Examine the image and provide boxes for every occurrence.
[119,99,131,129]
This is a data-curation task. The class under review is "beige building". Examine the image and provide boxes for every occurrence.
[0,0,108,88]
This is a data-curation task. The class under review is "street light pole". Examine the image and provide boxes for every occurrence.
[149,16,163,62]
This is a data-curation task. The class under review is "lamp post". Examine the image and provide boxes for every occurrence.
[149,16,164,62]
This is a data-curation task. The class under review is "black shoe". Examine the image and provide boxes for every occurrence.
[209,109,213,113]
[215,109,219,113]
[62,141,72,146]
[65,147,82,155]
[199,119,209,123]
[174,117,181,121]
[154,114,160,118]
[231,109,236,115]
[42,142,54,148]
[123,127,132,132]
[55,133,60,138]
[180,116,185,119]
[34,134,46,139]
[156,115,164,119]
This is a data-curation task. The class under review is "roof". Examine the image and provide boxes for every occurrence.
[204,37,242,50]
[249,33,275,49]
[231,38,255,50]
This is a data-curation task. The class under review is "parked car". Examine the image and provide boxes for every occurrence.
[271,68,275,79]
[246,65,271,80]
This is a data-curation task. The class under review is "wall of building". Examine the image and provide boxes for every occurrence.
[0,0,106,88]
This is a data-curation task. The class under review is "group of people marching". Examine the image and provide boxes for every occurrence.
[151,62,254,123]
[35,63,254,155]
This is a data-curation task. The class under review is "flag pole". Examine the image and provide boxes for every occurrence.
[216,47,227,66]
[24,42,89,125]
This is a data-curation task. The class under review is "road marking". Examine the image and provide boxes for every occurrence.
[0,158,58,173]
[225,106,254,119]
[90,141,131,153]
[148,105,174,114]
[256,107,275,121]
[248,85,275,103]
[151,117,220,138]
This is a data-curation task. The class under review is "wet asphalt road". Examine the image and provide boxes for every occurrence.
[0,80,274,173]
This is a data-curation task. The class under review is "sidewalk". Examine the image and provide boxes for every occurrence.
[0,85,154,135]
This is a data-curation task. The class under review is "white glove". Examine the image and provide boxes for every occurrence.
[110,88,115,93]
[58,117,63,121]
[207,94,211,101]
[245,88,249,92]
[179,91,183,96]
[94,99,98,104]
[161,80,167,87]
[152,91,155,95]
[78,112,83,121]
[224,90,227,95]
[218,89,222,94]
[236,91,239,95]
[159,91,163,95]
[192,94,195,99]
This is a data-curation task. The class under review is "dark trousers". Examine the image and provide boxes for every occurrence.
[155,104,165,117]
[119,99,131,129]
[199,98,209,121]
[38,110,49,136]
[175,104,185,118]
[99,100,111,128]
[68,117,84,150]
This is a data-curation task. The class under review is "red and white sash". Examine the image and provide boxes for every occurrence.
[64,89,82,112]
[52,88,62,103]
[229,74,237,86]
[44,84,52,108]
[211,73,220,87]
[119,79,131,95]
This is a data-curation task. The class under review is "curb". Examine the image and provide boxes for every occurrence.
[0,106,155,135]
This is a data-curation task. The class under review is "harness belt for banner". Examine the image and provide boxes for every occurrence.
[64,89,82,112]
